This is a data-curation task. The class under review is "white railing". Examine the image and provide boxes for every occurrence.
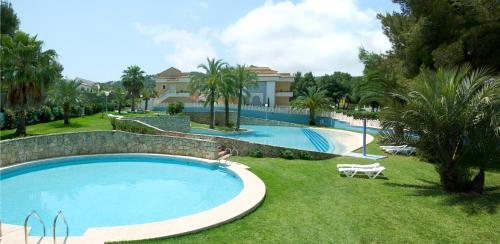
[183,103,381,129]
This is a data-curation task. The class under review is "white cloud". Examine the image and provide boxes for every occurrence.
[220,0,391,75]
[199,1,208,8]
[135,22,216,71]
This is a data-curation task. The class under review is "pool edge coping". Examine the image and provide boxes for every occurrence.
[2,153,266,244]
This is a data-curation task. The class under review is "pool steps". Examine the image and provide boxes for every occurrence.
[301,128,330,152]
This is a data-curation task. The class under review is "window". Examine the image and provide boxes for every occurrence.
[162,85,166,89]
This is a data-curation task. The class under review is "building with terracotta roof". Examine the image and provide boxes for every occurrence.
[152,66,293,107]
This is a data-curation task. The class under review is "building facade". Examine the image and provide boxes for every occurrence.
[152,66,293,108]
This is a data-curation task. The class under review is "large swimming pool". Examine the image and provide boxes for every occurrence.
[0,154,243,236]
[191,125,334,153]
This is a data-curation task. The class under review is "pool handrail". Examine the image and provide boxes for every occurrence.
[53,210,69,244]
[24,210,46,244]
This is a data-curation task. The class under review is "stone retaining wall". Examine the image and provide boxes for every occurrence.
[0,131,219,167]
[132,115,190,132]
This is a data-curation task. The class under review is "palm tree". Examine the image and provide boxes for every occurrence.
[219,67,237,127]
[141,87,157,111]
[0,31,63,136]
[227,65,258,130]
[49,79,82,124]
[190,58,227,129]
[381,65,499,194]
[291,86,332,125]
[121,65,145,112]
[112,85,127,114]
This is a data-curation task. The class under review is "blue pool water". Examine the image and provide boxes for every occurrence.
[191,125,333,153]
[0,154,243,236]
[154,106,381,134]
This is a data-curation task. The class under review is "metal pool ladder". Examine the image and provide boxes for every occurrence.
[23,210,69,244]
[53,210,69,244]
[24,210,46,244]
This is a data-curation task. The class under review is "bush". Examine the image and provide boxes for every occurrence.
[1,109,16,129]
[168,102,184,115]
[26,109,40,125]
[279,149,295,160]
[297,151,312,160]
[249,148,263,158]
[51,106,64,120]
[39,105,54,122]
[111,118,155,134]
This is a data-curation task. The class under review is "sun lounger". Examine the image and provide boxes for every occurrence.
[380,145,407,150]
[385,146,416,155]
[336,163,381,169]
[338,166,385,179]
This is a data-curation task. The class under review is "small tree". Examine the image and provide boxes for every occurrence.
[0,1,19,35]
[112,86,127,114]
[291,86,331,125]
[49,79,82,124]
[121,65,145,112]
[141,85,157,111]
[381,65,499,194]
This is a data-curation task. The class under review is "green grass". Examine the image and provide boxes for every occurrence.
[2,115,498,243]
[113,139,500,244]
[0,113,112,140]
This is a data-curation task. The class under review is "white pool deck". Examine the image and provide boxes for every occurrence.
[1,156,266,244]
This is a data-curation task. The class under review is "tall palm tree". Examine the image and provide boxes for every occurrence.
[0,31,63,136]
[49,79,82,125]
[121,65,145,112]
[291,86,332,125]
[381,65,499,194]
[190,58,227,129]
[227,65,258,130]
[219,67,237,127]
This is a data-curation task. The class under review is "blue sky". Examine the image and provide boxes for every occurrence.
[11,0,399,82]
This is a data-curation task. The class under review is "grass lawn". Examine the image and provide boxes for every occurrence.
[0,113,112,140]
[2,115,498,243]
[113,139,500,244]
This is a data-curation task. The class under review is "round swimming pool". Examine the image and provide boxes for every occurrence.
[0,154,244,236]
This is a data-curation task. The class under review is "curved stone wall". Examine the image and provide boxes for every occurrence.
[0,130,219,167]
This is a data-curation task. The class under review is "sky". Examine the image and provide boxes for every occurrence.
[11,0,400,82]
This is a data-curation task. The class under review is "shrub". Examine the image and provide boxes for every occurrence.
[39,105,53,122]
[297,151,312,160]
[279,149,295,160]
[111,118,155,134]
[249,148,263,158]
[1,109,16,129]
[51,106,64,120]
[168,102,184,115]
[26,109,40,125]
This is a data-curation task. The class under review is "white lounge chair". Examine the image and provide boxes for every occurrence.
[338,166,385,179]
[379,145,407,149]
[385,146,416,155]
[336,163,381,169]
